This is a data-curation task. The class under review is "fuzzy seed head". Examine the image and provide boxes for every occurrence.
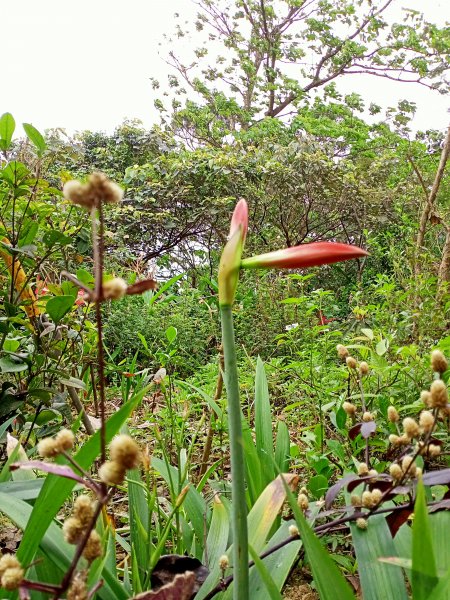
[350,494,361,506]
[371,488,383,504]
[74,495,94,527]
[403,417,420,439]
[63,173,123,210]
[362,411,374,422]
[421,390,432,407]
[0,554,21,578]
[102,277,128,300]
[389,463,403,481]
[356,517,368,530]
[359,361,370,376]
[67,571,88,600]
[98,461,126,486]
[428,444,441,457]
[337,344,349,359]
[346,356,357,369]
[419,410,435,433]
[368,469,378,477]
[38,437,60,458]
[297,493,309,511]
[387,406,399,423]
[402,456,417,477]
[389,434,400,446]
[63,516,84,545]
[430,380,449,408]
[0,566,24,590]
[361,491,375,508]
[431,350,448,374]
[219,555,230,571]
[109,434,141,469]
[342,402,356,416]
[83,530,102,563]
[289,525,299,538]
[55,428,75,451]
[358,462,369,476]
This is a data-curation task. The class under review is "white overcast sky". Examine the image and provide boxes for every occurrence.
[2,0,449,137]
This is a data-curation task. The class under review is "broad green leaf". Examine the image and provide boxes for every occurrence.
[412,479,439,599]
[350,512,408,600]
[59,376,86,390]
[128,466,149,579]
[289,483,355,600]
[151,457,207,543]
[255,357,274,487]
[204,494,230,570]
[430,511,450,592]
[361,328,374,340]
[248,544,283,600]
[23,122,47,156]
[429,565,450,600]
[165,325,177,343]
[274,421,290,473]
[197,475,297,600]
[247,521,302,600]
[0,112,15,150]
[0,356,28,373]
[46,295,75,322]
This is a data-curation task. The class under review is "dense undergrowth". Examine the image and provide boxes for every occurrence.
[0,87,450,598]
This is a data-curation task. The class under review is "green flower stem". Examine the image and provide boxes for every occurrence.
[220,303,249,600]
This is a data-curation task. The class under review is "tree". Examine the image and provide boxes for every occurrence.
[157,0,449,145]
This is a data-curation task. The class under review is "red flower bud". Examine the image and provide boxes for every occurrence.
[219,199,249,306]
[241,242,367,270]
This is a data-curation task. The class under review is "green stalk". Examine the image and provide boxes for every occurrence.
[220,304,249,600]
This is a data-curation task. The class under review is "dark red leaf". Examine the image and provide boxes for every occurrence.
[348,423,362,440]
[387,507,413,536]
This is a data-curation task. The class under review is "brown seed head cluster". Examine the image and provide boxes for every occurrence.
[0,554,24,590]
[297,492,309,512]
[63,495,101,563]
[336,344,349,359]
[403,417,420,439]
[358,463,369,476]
[387,406,399,423]
[288,525,299,538]
[67,571,88,600]
[356,517,368,530]
[362,411,374,422]
[346,356,357,369]
[38,428,75,458]
[99,435,141,486]
[431,350,448,374]
[342,401,356,416]
[63,172,123,210]
[389,463,403,481]
[419,410,435,433]
[429,380,449,409]
[361,489,382,508]
[219,555,230,571]
[359,361,370,376]
[401,456,417,478]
